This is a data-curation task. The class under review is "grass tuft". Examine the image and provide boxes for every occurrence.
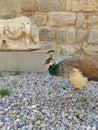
[0,80,17,97]
[35,115,41,121]
[0,89,10,97]
[0,71,3,77]
[11,69,20,76]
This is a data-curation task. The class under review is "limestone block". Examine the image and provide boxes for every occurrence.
[82,43,98,57]
[76,13,85,28]
[88,28,98,43]
[66,0,98,11]
[38,0,66,11]
[41,42,55,50]
[0,13,16,19]
[50,12,76,26]
[39,28,53,41]
[33,14,47,26]
[0,0,21,13]
[85,15,98,28]
[61,45,76,55]
[56,29,66,44]
[66,27,75,44]
[66,0,79,11]
[0,16,41,50]
[21,0,37,12]
[76,29,88,42]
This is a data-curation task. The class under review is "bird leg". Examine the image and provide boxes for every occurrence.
[66,87,79,97]
[82,86,88,101]
[60,88,79,100]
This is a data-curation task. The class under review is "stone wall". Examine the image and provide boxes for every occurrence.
[0,0,98,57]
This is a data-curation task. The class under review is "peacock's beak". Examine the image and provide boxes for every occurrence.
[44,62,46,65]
[44,60,48,65]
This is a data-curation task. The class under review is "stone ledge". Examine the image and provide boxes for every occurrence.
[0,50,48,72]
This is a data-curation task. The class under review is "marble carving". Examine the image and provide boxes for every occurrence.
[0,16,40,50]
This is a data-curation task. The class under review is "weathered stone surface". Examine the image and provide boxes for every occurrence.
[0,16,40,50]
[41,42,55,50]
[0,0,21,13]
[0,0,97,57]
[85,14,98,28]
[50,12,76,26]
[61,45,76,55]
[56,29,66,44]
[88,28,98,43]
[76,13,85,28]
[38,0,66,11]
[21,0,37,12]
[39,28,53,41]
[33,14,47,26]
[0,13,16,19]
[82,43,98,57]
[76,29,88,42]
[66,27,75,43]
[66,0,98,11]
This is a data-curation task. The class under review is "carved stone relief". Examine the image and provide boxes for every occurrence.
[0,16,41,50]
[82,42,98,57]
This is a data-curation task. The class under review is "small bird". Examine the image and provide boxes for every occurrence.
[45,50,98,99]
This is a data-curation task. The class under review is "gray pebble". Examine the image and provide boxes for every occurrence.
[0,72,98,130]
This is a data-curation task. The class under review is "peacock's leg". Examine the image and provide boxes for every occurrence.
[82,86,88,100]
[60,87,79,100]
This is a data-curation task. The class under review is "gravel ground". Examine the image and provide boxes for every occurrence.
[0,72,98,130]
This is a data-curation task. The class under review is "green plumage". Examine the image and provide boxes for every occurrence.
[48,59,71,78]
[48,63,57,76]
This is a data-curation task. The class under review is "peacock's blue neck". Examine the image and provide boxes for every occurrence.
[48,63,57,76]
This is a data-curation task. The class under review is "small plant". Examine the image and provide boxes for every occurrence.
[0,71,3,77]
[35,115,41,121]
[0,88,11,97]
[11,67,20,76]
[0,80,17,97]
[11,70,20,75]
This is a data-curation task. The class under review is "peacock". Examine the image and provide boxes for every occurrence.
[45,50,98,99]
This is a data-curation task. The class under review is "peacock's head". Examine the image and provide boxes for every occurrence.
[45,57,55,66]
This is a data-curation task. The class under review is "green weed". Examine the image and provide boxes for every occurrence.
[11,68,20,76]
[0,80,17,97]
[35,115,41,121]
[0,88,10,97]
[0,71,3,77]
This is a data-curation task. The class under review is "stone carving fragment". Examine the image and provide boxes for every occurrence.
[0,16,40,50]
[82,42,98,57]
